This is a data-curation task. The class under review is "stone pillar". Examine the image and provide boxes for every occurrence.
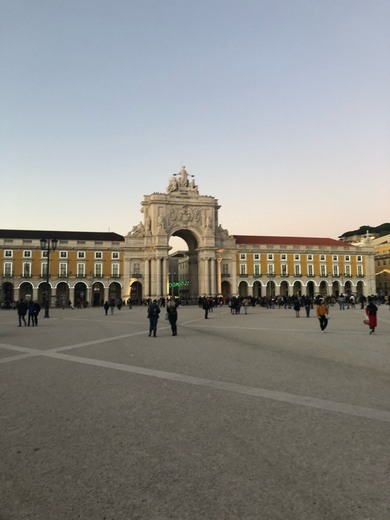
[216,257,222,295]
[156,257,162,298]
[144,258,150,299]
[210,258,216,295]
[163,257,168,297]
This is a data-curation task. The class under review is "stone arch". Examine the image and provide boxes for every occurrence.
[280,280,289,297]
[293,281,303,296]
[238,281,248,297]
[74,282,88,308]
[252,281,262,298]
[124,168,237,300]
[130,281,142,303]
[109,282,122,303]
[92,282,104,307]
[306,280,316,298]
[1,282,14,307]
[19,281,33,301]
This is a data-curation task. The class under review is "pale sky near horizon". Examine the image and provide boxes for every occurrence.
[1,0,389,243]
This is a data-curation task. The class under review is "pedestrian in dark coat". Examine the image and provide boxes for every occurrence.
[17,299,27,327]
[166,298,178,336]
[365,298,378,334]
[103,301,110,315]
[202,297,210,319]
[147,300,160,337]
[27,301,36,326]
[34,302,41,326]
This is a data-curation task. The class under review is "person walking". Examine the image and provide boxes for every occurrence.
[304,296,311,318]
[147,299,160,337]
[16,298,27,327]
[103,301,110,315]
[293,298,301,318]
[365,297,378,334]
[202,297,210,319]
[109,298,115,315]
[33,301,41,326]
[27,300,36,326]
[316,297,329,333]
[166,297,178,336]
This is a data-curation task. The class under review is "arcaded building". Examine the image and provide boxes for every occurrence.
[0,168,376,307]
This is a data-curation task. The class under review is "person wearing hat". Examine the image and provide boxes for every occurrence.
[316,297,329,333]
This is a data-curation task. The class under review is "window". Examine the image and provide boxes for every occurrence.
[280,254,287,261]
[23,250,32,258]
[320,265,327,276]
[77,263,85,277]
[41,250,48,258]
[267,264,274,275]
[112,252,119,260]
[320,254,326,261]
[77,251,85,259]
[254,264,261,276]
[307,264,314,276]
[240,253,247,260]
[41,263,48,277]
[357,265,364,276]
[307,254,313,261]
[4,262,13,276]
[4,250,13,258]
[59,251,68,259]
[294,264,301,276]
[95,263,103,277]
[240,264,247,275]
[333,265,339,276]
[59,263,68,277]
[333,255,338,262]
[281,264,288,276]
[253,253,260,261]
[23,262,31,277]
[95,251,103,259]
[112,263,120,277]
[345,255,350,262]
[133,263,140,274]
[345,265,351,276]
[357,255,362,262]
[222,263,229,275]
[267,254,274,261]
[294,254,300,261]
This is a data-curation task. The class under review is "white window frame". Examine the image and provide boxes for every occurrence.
[240,264,247,275]
[333,255,338,262]
[77,251,86,260]
[111,263,120,277]
[294,264,301,276]
[41,262,48,277]
[222,263,229,275]
[22,262,31,277]
[253,253,260,261]
[23,250,32,258]
[280,254,287,261]
[59,263,68,277]
[357,255,362,262]
[320,264,327,276]
[345,255,350,262]
[267,254,274,261]
[333,265,339,276]
[4,250,13,258]
[4,262,13,276]
[307,264,314,276]
[267,264,275,275]
[254,264,261,276]
[281,264,288,276]
[294,254,300,261]
[240,253,247,261]
[320,254,326,261]
[59,251,68,259]
[77,263,85,277]
[95,251,103,260]
[345,265,351,276]
[357,265,364,276]
[112,252,120,260]
[307,254,313,261]
[94,263,103,277]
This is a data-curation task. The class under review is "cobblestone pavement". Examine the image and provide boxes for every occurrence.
[1,303,390,519]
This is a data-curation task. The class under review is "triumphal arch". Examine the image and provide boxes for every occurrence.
[123,167,237,301]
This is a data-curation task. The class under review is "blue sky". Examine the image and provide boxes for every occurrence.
[1,0,389,240]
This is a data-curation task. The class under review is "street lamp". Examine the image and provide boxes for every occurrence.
[40,238,58,318]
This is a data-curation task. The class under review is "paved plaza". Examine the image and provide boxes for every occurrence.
[1,302,390,520]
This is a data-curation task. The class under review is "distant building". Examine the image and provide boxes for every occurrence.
[0,169,377,307]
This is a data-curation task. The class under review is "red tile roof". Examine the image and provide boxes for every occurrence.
[233,235,353,247]
[0,229,124,241]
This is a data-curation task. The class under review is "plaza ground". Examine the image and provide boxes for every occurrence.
[1,303,390,520]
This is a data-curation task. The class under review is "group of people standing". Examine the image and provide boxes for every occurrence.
[16,299,41,327]
[147,298,178,337]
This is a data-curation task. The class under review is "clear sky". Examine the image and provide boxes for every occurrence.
[1,0,389,241]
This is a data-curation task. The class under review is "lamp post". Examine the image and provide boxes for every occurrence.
[40,238,58,318]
